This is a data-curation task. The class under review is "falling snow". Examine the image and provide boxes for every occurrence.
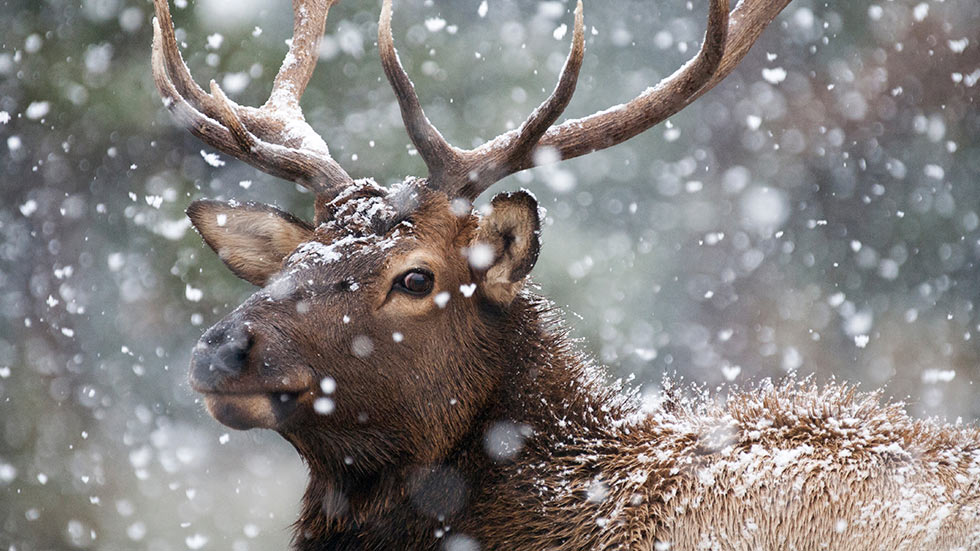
[1,0,979,548]
[206,33,224,50]
[24,101,50,120]
[313,397,335,415]
[425,18,447,32]
[761,67,787,84]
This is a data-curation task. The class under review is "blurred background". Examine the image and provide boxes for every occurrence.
[1,0,978,548]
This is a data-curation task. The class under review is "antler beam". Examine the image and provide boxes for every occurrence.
[531,0,791,164]
[151,0,354,197]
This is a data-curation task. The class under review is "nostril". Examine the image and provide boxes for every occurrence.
[215,342,247,373]
[193,322,252,377]
[212,326,251,375]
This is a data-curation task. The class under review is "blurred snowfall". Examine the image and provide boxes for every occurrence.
[0,0,978,548]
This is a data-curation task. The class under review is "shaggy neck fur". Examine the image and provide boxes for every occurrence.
[288,294,980,551]
[286,293,625,550]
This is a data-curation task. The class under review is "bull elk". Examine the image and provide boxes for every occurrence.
[151,0,980,549]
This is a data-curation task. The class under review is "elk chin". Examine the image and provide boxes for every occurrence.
[202,391,301,430]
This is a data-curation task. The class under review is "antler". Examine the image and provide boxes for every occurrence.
[380,0,794,201]
[379,0,585,198]
[151,0,354,198]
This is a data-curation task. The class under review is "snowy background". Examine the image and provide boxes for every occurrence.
[1,0,978,548]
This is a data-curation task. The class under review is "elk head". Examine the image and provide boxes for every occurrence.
[152,0,791,475]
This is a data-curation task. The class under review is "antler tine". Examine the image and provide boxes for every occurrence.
[151,18,251,163]
[378,0,461,182]
[267,0,337,111]
[531,0,732,162]
[151,0,355,197]
[685,0,794,104]
[378,0,585,199]
[450,0,586,200]
[151,0,214,114]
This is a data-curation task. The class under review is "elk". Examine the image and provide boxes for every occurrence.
[151,0,980,549]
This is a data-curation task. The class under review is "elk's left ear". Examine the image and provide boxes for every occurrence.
[469,190,542,305]
[187,199,314,287]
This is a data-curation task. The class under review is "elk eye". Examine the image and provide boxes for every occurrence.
[395,270,434,296]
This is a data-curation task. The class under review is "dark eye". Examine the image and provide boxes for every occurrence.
[394,270,434,296]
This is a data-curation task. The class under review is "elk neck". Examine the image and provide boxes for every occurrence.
[286,291,638,549]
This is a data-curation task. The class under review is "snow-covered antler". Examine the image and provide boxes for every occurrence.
[151,0,354,199]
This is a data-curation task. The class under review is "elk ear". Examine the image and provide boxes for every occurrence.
[187,200,314,287]
[469,190,542,305]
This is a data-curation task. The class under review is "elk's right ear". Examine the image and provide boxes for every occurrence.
[187,200,314,287]
[469,190,542,306]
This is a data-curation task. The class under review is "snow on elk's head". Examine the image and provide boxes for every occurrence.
[187,180,542,468]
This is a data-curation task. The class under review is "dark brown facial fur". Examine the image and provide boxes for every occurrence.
[188,183,567,547]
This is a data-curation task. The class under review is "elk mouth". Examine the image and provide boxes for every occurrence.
[196,388,309,430]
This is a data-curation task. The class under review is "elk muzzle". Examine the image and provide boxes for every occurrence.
[189,320,304,430]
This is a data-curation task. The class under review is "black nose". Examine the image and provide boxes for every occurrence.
[191,322,252,385]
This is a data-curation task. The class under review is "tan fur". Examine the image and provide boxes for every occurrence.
[471,191,542,304]
[203,393,278,430]
[469,379,980,550]
[187,199,313,286]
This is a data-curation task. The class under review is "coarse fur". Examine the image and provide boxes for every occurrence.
[292,298,980,551]
[185,184,980,550]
